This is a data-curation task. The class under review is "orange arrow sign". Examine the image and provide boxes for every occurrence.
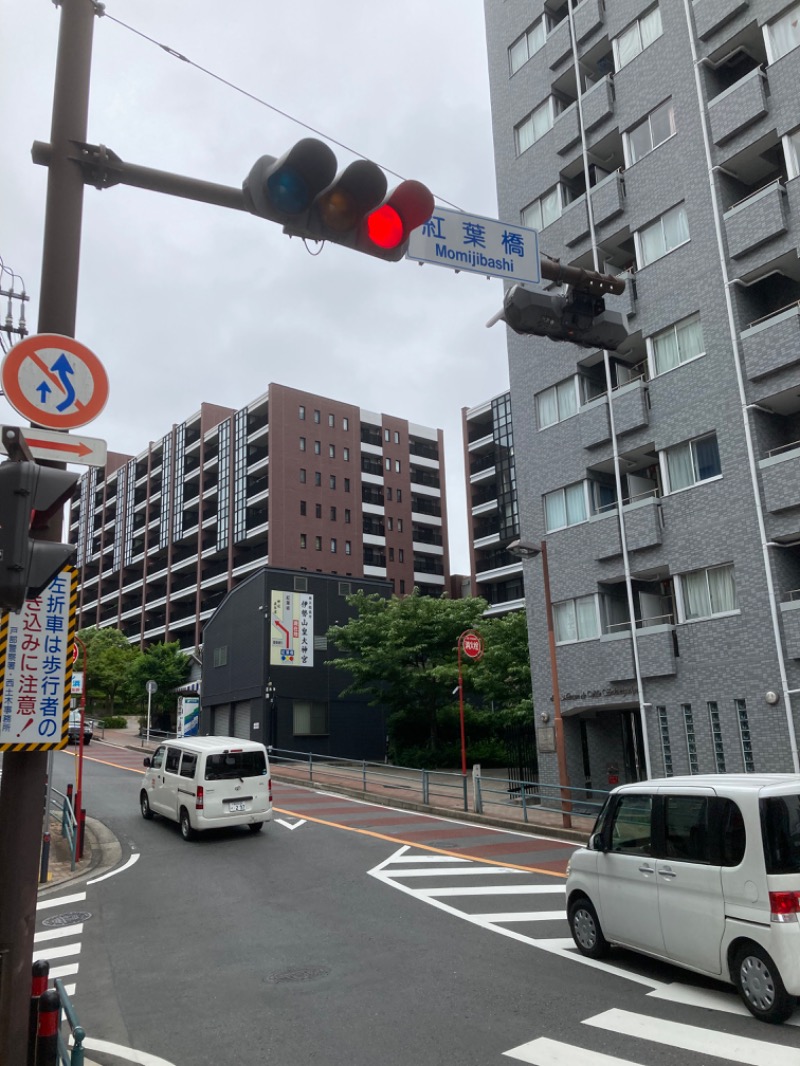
[24,436,93,458]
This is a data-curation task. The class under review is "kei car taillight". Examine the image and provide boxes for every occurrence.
[268,777,272,803]
[769,890,800,922]
[196,785,204,811]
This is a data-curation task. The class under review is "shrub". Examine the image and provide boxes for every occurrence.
[97,715,128,729]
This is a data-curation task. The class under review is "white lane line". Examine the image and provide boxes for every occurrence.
[473,911,567,923]
[32,942,81,963]
[585,1008,798,1065]
[422,885,566,898]
[89,851,139,885]
[647,983,800,1026]
[388,866,521,878]
[79,1036,178,1065]
[386,855,470,864]
[36,892,87,910]
[48,963,79,979]
[505,1035,644,1065]
[35,924,84,942]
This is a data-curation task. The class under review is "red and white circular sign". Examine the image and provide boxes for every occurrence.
[461,630,484,660]
[1,333,109,430]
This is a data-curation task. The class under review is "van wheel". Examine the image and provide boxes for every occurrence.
[140,792,154,820]
[568,897,610,959]
[248,822,264,833]
[179,807,196,841]
[734,943,796,1024]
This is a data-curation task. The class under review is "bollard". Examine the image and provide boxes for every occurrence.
[35,988,60,1066]
[28,961,49,1066]
[40,832,51,884]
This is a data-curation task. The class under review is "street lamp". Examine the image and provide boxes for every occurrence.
[266,680,278,749]
[507,538,572,829]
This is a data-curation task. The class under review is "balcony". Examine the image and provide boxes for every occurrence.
[693,0,749,41]
[591,170,625,229]
[546,17,572,71]
[580,396,611,449]
[553,637,638,709]
[724,181,788,262]
[592,496,662,560]
[573,0,605,44]
[708,68,768,147]
[780,597,800,658]
[759,445,800,514]
[741,302,800,383]
[612,379,649,437]
[581,76,614,133]
[553,104,581,156]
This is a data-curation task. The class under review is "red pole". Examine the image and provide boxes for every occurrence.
[34,989,59,1066]
[74,637,87,826]
[28,962,49,1066]
[457,636,467,777]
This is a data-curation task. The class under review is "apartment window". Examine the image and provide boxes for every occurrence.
[328,414,335,427]
[536,377,578,429]
[400,580,406,594]
[683,704,699,774]
[394,431,400,444]
[396,489,402,503]
[343,417,349,431]
[213,646,228,667]
[299,405,306,420]
[344,478,350,492]
[399,549,404,562]
[387,487,392,501]
[544,481,587,532]
[657,706,674,777]
[385,457,391,471]
[614,5,662,71]
[735,699,755,772]
[389,547,395,562]
[329,444,335,458]
[300,533,307,549]
[300,500,306,516]
[663,433,721,493]
[397,519,403,532]
[395,460,401,473]
[314,410,321,424]
[522,185,570,231]
[343,447,350,461]
[315,503,322,518]
[515,98,560,156]
[314,440,321,455]
[299,437,306,452]
[708,702,726,773]
[330,506,337,521]
[314,472,321,486]
[345,540,352,555]
[509,16,546,74]
[344,509,351,524]
[626,99,675,165]
[553,594,600,644]
[331,538,337,553]
[330,475,336,489]
[636,204,689,267]
[677,563,737,621]
[765,3,800,62]
[299,468,306,484]
[384,429,390,442]
[649,314,704,375]
[293,700,328,736]
[315,536,322,551]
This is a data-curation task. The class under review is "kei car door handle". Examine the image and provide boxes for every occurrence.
[658,867,677,879]
[638,864,654,874]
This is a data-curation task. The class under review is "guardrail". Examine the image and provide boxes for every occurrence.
[267,747,608,825]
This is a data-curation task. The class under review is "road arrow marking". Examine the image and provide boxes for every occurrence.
[275,818,306,831]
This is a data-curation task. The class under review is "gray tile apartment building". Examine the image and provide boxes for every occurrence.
[483,0,800,787]
[70,383,449,650]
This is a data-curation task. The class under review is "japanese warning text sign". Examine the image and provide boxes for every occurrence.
[0,568,77,751]
[406,207,541,287]
[270,591,314,668]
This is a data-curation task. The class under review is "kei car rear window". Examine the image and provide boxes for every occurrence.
[762,794,800,874]
[204,750,267,780]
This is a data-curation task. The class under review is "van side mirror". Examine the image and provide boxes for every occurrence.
[143,757,151,768]
[589,832,607,852]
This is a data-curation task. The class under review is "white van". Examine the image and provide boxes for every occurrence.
[140,736,272,841]
[565,774,800,1024]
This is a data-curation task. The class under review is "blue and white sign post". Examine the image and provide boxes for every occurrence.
[406,207,541,288]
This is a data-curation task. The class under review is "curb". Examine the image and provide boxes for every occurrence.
[37,817,122,896]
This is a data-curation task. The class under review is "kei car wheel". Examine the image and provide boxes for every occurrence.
[179,807,196,841]
[734,943,796,1024]
[568,897,610,960]
[140,792,153,820]
[248,821,264,833]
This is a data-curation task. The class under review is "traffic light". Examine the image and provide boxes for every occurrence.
[0,459,79,613]
[492,284,629,351]
[243,138,435,262]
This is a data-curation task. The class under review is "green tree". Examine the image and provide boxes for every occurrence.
[76,626,138,714]
[470,609,533,721]
[328,590,491,752]
[121,641,190,724]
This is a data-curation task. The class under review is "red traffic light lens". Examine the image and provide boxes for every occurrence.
[366,204,404,249]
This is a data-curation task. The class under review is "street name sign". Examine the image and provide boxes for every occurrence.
[407,207,541,287]
[0,567,77,751]
[1,333,109,430]
[0,426,107,467]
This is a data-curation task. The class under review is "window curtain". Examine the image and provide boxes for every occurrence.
[517,117,535,154]
[556,378,578,419]
[537,388,559,428]
[639,220,665,266]
[769,6,800,62]
[576,596,600,639]
[708,565,736,614]
[545,490,567,530]
[682,570,711,619]
[541,186,562,228]
[677,316,704,361]
[653,328,680,374]
[554,601,576,643]
[663,205,689,251]
[615,23,640,69]
[666,442,694,491]
[641,6,663,49]
[565,482,587,524]
[532,102,552,141]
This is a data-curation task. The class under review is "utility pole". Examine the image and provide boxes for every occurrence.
[0,1,97,1060]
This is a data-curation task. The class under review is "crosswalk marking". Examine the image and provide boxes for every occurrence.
[646,982,800,1026]
[35,924,84,943]
[471,911,566,923]
[422,885,565,898]
[32,942,81,963]
[36,891,86,910]
[585,1008,799,1065]
[389,866,520,878]
[389,855,469,863]
[504,1035,644,1065]
[47,963,79,980]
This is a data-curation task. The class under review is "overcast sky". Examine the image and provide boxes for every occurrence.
[2,0,511,574]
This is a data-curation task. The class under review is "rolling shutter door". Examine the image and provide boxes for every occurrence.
[212,704,230,735]
[233,701,251,740]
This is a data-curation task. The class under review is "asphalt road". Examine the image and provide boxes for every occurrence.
[40,742,800,1066]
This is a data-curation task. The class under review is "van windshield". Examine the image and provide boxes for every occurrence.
[204,750,267,781]
[762,794,800,874]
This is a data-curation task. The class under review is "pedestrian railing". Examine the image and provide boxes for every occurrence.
[267,747,608,824]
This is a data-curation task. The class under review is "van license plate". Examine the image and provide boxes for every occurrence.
[229,802,246,812]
